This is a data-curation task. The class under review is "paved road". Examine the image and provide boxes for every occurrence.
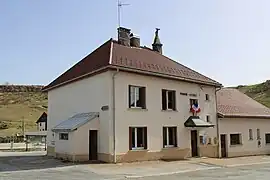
[1,151,270,180]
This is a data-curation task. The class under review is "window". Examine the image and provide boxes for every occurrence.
[249,129,253,140]
[265,134,270,144]
[206,115,210,122]
[129,127,147,150]
[205,94,210,101]
[163,127,177,148]
[257,129,261,140]
[40,123,42,126]
[59,133,69,140]
[190,99,198,107]
[199,136,204,144]
[230,134,241,145]
[162,89,176,110]
[208,138,212,145]
[129,85,146,109]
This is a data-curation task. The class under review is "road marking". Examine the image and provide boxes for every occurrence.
[125,167,221,179]
[227,161,270,167]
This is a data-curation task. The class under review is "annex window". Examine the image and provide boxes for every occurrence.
[129,85,146,109]
[249,129,253,140]
[163,127,177,148]
[162,89,176,110]
[59,133,69,140]
[205,94,210,101]
[265,134,270,144]
[230,134,241,145]
[257,129,261,140]
[206,115,210,122]
[129,127,147,150]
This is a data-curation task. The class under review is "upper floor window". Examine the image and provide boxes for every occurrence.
[162,89,176,110]
[257,129,261,140]
[249,129,253,140]
[190,99,198,107]
[205,94,210,101]
[206,115,210,122]
[265,134,270,144]
[129,85,146,109]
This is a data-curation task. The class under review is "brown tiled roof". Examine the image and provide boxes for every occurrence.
[43,39,221,91]
[217,88,270,118]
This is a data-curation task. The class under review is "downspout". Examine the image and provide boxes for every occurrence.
[215,87,222,158]
[112,68,119,163]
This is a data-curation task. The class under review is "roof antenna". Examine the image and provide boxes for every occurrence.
[117,0,130,28]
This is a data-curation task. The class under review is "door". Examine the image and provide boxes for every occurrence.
[220,134,227,158]
[89,130,98,161]
[191,130,198,157]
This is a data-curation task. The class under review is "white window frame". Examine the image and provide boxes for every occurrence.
[59,133,69,140]
[131,86,139,108]
[164,127,177,148]
[166,91,173,110]
[132,128,144,150]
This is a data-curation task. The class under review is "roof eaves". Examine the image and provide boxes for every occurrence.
[42,66,110,92]
[109,65,222,87]
[220,114,270,119]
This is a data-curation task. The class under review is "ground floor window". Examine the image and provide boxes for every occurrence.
[129,127,147,150]
[163,127,177,148]
[230,134,241,145]
[59,133,69,140]
[265,134,270,144]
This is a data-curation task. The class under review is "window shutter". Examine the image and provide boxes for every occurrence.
[128,85,131,108]
[162,90,167,110]
[143,127,148,149]
[174,127,178,147]
[129,127,132,150]
[172,91,176,110]
[139,87,146,109]
[163,127,167,148]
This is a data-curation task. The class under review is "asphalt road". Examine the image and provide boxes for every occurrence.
[1,151,270,180]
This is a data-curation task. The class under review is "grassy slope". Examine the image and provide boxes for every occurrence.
[0,92,47,136]
[235,81,270,108]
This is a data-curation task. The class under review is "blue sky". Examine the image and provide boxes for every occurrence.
[1,0,270,86]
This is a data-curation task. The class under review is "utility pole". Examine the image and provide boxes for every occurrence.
[22,116,25,137]
[117,0,130,28]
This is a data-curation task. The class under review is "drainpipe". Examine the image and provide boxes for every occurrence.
[112,69,119,163]
[215,87,222,158]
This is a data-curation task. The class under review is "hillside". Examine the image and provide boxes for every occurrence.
[0,85,47,136]
[235,80,270,108]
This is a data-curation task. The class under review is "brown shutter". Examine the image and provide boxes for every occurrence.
[128,85,131,108]
[143,127,148,149]
[172,91,176,110]
[139,87,146,109]
[162,90,167,110]
[163,127,167,148]
[174,127,178,147]
[129,127,132,150]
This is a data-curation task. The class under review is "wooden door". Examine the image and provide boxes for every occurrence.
[89,130,98,161]
[191,130,198,157]
[220,134,227,158]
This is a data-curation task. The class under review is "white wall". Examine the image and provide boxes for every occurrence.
[114,72,218,154]
[73,117,99,155]
[47,71,113,154]
[55,132,75,155]
[219,118,270,156]
[37,122,46,131]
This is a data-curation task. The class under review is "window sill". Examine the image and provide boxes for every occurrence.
[127,108,148,111]
[162,146,178,150]
[230,144,243,147]
[129,148,149,152]
[161,109,178,112]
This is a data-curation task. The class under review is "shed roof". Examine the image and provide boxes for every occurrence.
[43,39,221,91]
[52,112,99,132]
[217,88,270,118]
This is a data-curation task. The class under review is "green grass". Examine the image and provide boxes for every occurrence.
[0,91,47,136]
[236,81,270,108]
